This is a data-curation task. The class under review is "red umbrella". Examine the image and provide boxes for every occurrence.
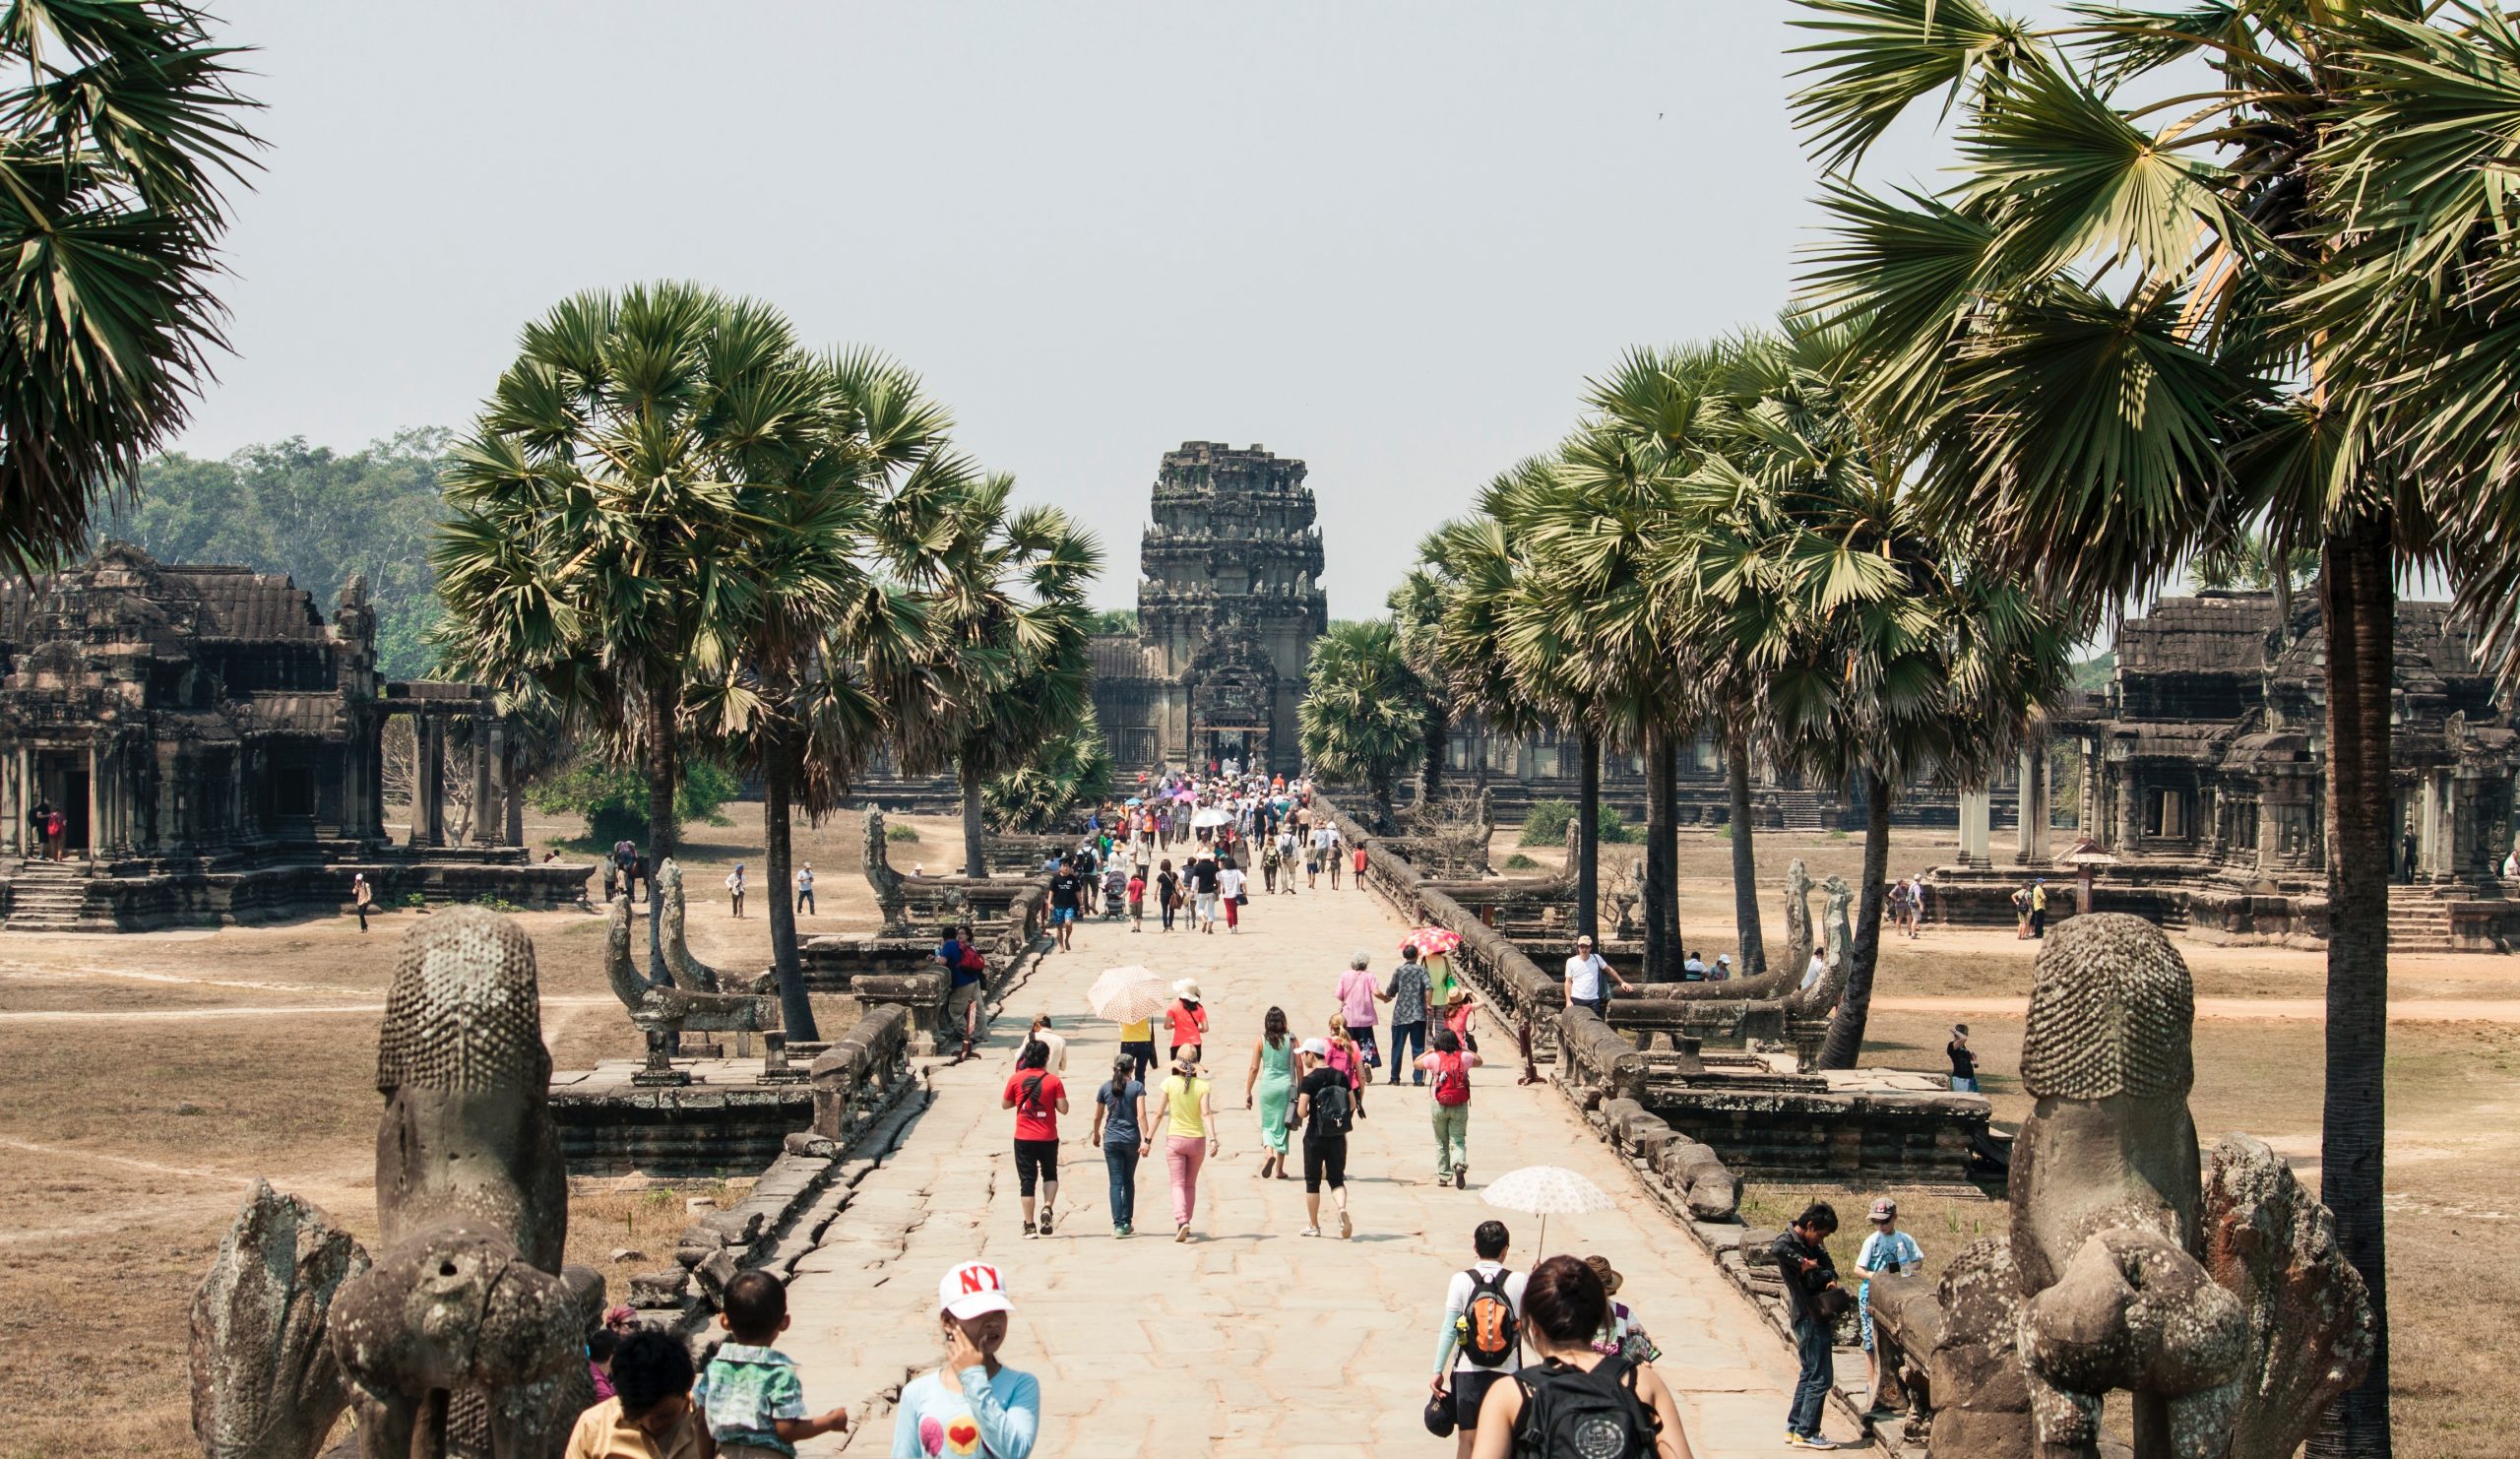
[1407,927,1463,957]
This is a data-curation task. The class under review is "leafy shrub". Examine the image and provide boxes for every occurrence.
[1502,853,1541,870]
[1519,798,1637,845]
[887,823,922,843]
[527,750,741,845]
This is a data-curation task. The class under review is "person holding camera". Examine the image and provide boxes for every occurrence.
[1768,1201,1849,1450]
[1854,1197,1923,1415]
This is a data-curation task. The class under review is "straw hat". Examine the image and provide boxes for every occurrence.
[1174,978,1203,1000]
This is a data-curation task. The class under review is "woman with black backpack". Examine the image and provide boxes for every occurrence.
[1469,1256,1694,1459]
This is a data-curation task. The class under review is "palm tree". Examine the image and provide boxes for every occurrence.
[435,283,812,974]
[1789,9,2520,1440]
[1297,618,1427,832]
[887,468,1101,877]
[1,0,260,575]
[1662,322,2070,1067]
[984,709,1114,832]
[1387,557,1453,807]
[689,349,950,1039]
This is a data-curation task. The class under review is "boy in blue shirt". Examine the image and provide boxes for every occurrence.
[1855,1196,1925,1416]
[696,1270,850,1458]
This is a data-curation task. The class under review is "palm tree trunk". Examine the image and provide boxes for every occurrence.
[1577,730,1600,941]
[960,755,986,879]
[1642,728,1673,982]
[1817,769,1892,1070]
[1728,717,1767,974]
[2307,515,2393,1459]
[763,759,818,1043]
[1370,766,1397,836]
[1418,700,1450,809]
[644,679,677,983]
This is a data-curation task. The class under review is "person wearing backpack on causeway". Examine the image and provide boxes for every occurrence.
[1771,1201,1851,1449]
[1001,1040,1067,1239]
[1470,1255,1694,1459]
[1418,1026,1481,1188]
[1431,1220,1528,1459]
[1292,1038,1354,1238]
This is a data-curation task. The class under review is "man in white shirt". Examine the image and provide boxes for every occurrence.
[1561,933,1634,1019]
[1432,1219,1528,1459]
[1022,1013,1067,1073]
[794,862,815,915]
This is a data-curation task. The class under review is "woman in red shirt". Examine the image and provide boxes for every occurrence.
[1002,1038,1068,1237]
[1166,979,1210,1063]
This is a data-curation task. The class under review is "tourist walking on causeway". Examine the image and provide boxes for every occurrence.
[566,1329,709,1459]
[1469,1255,1693,1459]
[1126,864,1146,932]
[1293,1038,1354,1238]
[1431,1220,1528,1459]
[1563,934,1635,1020]
[1089,1054,1149,1237]
[1156,858,1180,933]
[1322,1013,1369,1119]
[1046,857,1083,952]
[696,1270,852,1455]
[1166,979,1209,1064]
[726,864,747,919]
[1772,1201,1848,1449]
[1003,1040,1067,1238]
[1276,824,1300,894]
[1243,1006,1297,1180]
[1419,1027,1480,1188]
[892,1260,1040,1458]
[1149,1054,1219,1241]
[1381,943,1431,1084]
[1021,1013,1066,1074]
[1854,1198,1922,1414]
[1218,856,1246,933]
[1336,949,1384,1074]
[1583,1255,1662,1366]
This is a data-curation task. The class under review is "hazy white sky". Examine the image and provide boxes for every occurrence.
[184,2,1952,614]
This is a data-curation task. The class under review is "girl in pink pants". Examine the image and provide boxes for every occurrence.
[1149,1057,1218,1241]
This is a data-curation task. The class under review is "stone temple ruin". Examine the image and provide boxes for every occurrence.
[1933,591,2520,950]
[1088,441,1328,777]
[0,544,586,929]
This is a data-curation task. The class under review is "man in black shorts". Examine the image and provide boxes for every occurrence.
[1293,1039,1354,1239]
[1046,857,1083,953]
[1432,1219,1527,1459]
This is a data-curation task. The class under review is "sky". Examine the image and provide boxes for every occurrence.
[182,2,1958,616]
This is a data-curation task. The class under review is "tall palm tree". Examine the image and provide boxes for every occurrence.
[983,708,1114,832]
[886,467,1101,877]
[435,283,811,974]
[1663,322,2070,1067]
[1789,9,2520,1441]
[689,349,950,1038]
[1297,618,1427,832]
[1,0,260,575]
[1387,557,1454,807]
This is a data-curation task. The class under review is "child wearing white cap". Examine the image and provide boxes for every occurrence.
[891,1260,1040,1457]
[1854,1198,1923,1416]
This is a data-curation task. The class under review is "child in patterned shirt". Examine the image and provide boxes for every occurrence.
[697,1270,850,1458]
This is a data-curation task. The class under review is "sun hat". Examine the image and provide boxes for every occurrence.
[1584,1254,1625,1297]
[1173,978,1202,999]
[939,1260,1013,1320]
[1869,1197,1898,1223]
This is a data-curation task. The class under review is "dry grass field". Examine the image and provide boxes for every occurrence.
[0,810,2507,1455]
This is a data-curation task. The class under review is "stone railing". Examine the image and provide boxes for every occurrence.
[808,1003,912,1145]
[630,1003,923,1329]
[1555,1008,1741,1221]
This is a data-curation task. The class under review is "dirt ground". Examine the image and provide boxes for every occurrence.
[1,811,2506,1455]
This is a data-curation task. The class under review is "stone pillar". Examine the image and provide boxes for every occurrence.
[2417,771,2443,878]
[417,714,447,849]
[485,718,511,849]
[2080,738,2101,838]
[2014,745,2051,864]
[1959,788,1992,866]
[471,713,496,847]
[1,748,18,857]
[86,741,101,862]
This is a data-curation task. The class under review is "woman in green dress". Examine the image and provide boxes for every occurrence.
[1241,1005,1297,1180]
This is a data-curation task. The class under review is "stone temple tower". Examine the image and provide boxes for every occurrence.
[1135,442,1328,776]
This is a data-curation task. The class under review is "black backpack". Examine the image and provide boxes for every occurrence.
[1308,1078,1353,1137]
[1513,1356,1659,1459]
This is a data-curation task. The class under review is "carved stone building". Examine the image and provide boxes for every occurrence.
[1090,442,1328,775]
[1936,591,2520,949]
[0,544,585,930]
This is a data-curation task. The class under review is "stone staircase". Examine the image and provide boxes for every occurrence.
[2387,886,2458,953]
[1773,788,1836,832]
[4,859,94,931]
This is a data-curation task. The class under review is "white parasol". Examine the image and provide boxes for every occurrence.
[1190,806,1233,830]
[1087,965,1174,1025]
[1481,1164,1616,1252]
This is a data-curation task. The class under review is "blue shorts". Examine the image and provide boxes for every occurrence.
[1051,907,1077,925]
